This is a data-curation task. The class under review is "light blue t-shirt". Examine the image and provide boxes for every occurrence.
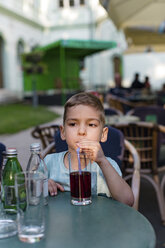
[44,151,122,197]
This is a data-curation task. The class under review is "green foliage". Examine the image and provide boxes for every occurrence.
[22,51,47,75]
[0,104,59,134]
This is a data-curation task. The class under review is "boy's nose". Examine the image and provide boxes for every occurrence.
[78,125,86,135]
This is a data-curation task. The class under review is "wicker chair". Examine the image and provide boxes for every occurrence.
[113,121,165,224]
[107,94,155,114]
[31,124,140,210]
[127,105,165,148]
[31,124,60,150]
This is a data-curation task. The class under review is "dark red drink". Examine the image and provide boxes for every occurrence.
[70,171,91,199]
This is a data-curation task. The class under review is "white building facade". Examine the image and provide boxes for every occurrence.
[0,0,126,98]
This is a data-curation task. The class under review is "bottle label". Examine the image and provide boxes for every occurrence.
[4,185,16,207]
[36,180,41,197]
[28,180,41,205]
[30,179,41,197]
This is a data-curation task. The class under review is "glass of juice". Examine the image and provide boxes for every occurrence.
[69,151,92,206]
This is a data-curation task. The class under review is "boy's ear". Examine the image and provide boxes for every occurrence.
[60,125,66,140]
[101,126,108,142]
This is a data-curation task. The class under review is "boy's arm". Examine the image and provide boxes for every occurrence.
[77,140,134,206]
[48,179,65,196]
[97,157,134,206]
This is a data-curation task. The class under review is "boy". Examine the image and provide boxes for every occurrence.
[45,92,134,206]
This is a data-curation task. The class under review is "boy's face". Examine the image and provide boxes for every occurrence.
[60,105,108,152]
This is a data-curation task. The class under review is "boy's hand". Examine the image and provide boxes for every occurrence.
[48,179,65,196]
[77,140,105,164]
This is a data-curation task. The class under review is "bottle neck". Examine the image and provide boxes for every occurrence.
[31,149,40,153]
[6,156,17,159]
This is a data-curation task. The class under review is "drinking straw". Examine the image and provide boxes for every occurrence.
[76,148,82,175]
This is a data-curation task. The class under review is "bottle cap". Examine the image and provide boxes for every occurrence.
[30,143,41,152]
[6,148,17,156]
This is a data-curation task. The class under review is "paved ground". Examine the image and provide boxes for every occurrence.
[0,106,64,170]
[0,102,165,247]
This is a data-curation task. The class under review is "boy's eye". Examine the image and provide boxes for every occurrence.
[89,123,97,127]
[68,122,76,126]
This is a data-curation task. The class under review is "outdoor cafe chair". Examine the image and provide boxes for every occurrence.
[31,124,140,210]
[106,94,143,114]
[113,121,165,224]
[31,124,60,150]
[126,105,165,158]
[107,94,156,115]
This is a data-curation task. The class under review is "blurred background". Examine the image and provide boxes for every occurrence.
[1,0,165,105]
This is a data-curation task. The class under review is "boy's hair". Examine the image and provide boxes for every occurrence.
[63,92,105,125]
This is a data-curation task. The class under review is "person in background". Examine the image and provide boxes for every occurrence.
[107,73,130,98]
[144,76,151,90]
[44,92,134,206]
[131,73,144,90]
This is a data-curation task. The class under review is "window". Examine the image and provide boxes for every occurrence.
[17,40,24,65]
[80,0,85,5]
[59,0,64,7]
[79,59,85,70]
[69,0,74,7]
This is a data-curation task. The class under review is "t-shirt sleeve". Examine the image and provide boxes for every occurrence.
[106,157,122,177]
[96,157,122,197]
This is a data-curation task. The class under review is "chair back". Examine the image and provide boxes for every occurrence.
[107,95,126,114]
[107,95,137,114]
[31,125,60,149]
[114,122,159,174]
[126,105,165,150]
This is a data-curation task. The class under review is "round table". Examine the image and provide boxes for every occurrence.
[0,193,156,248]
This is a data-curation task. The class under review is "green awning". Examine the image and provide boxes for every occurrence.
[23,39,117,104]
[37,39,117,58]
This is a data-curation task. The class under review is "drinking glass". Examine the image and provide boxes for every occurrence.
[69,151,92,206]
[15,171,45,243]
[0,207,17,239]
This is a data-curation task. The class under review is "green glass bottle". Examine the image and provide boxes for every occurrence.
[1,148,25,211]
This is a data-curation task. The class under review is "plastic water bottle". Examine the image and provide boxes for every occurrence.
[26,143,48,205]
